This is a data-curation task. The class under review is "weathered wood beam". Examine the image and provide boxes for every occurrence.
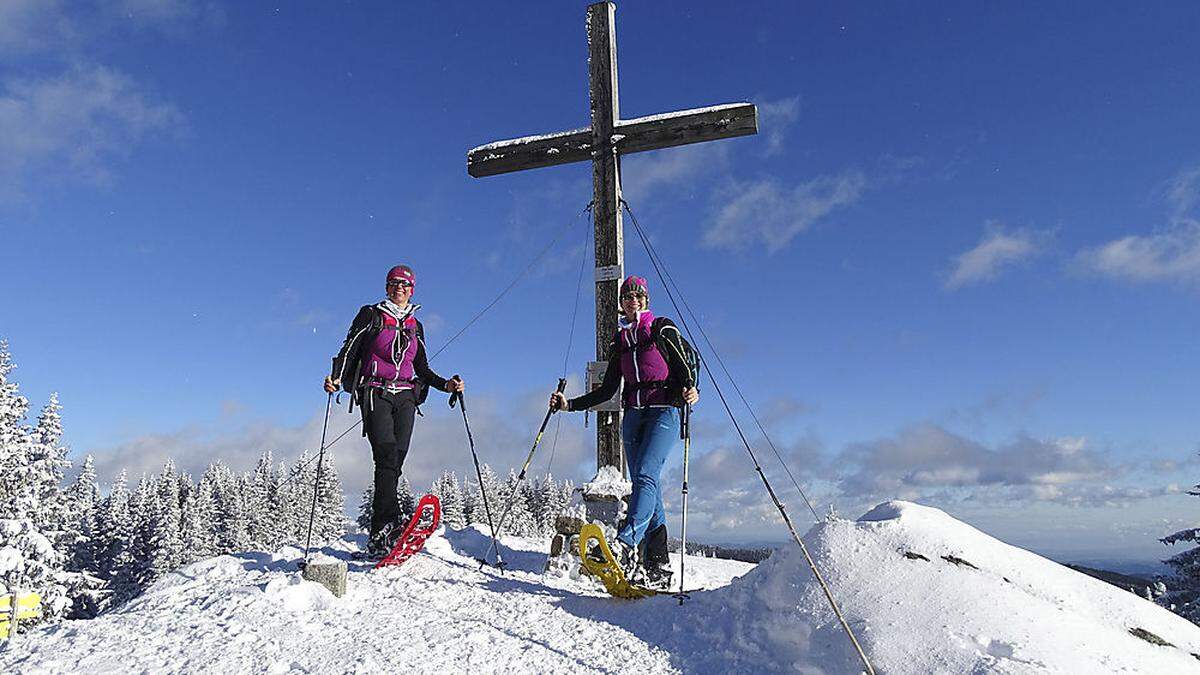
[589,1,624,473]
[614,102,757,155]
[466,128,591,178]
[464,102,756,178]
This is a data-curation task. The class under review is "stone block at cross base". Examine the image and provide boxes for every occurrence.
[555,513,586,535]
[582,466,632,527]
[584,498,622,526]
[301,559,347,598]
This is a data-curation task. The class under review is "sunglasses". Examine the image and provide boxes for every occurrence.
[387,279,413,289]
[620,291,646,301]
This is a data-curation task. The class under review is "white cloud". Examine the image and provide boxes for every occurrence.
[0,0,75,55]
[945,225,1046,290]
[836,424,1118,501]
[1075,221,1200,284]
[620,142,726,204]
[703,171,867,253]
[0,1,218,202]
[0,1,216,56]
[1166,166,1200,217]
[656,433,829,539]
[0,65,182,201]
[756,95,800,157]
[1075,166,1200,285]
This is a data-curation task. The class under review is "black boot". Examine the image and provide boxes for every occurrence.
[642,524,673,589]
[364,519,404,560]
[643,524,669,568]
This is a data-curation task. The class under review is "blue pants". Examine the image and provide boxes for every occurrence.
[617,406,681,548]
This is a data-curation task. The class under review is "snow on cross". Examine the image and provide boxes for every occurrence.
[466,1,757,472]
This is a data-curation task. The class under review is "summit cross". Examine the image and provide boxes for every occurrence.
[467,1,757,471]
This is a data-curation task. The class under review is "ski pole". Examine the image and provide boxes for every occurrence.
[301,392,334,569]
[674,404,691,604]
[450,385,506,571]
[481,378,567,568]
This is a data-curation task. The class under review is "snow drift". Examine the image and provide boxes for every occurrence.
[3,501,1197,673]
[683,500,1200,673]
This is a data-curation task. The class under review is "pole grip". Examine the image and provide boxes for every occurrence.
[556,378,567,394]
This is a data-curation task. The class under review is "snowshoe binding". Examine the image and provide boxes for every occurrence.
[579,523,664,599]
[375,493,441,569]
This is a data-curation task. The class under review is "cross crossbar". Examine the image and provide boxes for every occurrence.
[467,103,757,178]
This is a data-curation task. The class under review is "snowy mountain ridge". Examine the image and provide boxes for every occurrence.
[4,501,1199,673]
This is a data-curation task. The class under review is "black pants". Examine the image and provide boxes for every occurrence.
[362,388,417,537]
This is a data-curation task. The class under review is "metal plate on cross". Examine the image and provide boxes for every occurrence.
[586,361,622,411]
[594,265,623,283]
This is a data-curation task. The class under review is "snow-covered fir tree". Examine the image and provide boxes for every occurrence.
[274,461,306,543]
[461,476,479,526]
[313,451,345,543]
[62,454,101,572]
[536,474,572,538]
[209,463,250,553]
[114,475,171,603]
[0,345,68,623]
[1159,480,1200,624]
[246,452,278,550]
[356,483,373,531]
[186,469,218,561]
[396,476,416,524]
[432,471,465,528]
[0,342,36,521]
[92,471,132,583]
[269,459,291,545]
[473,464,504,532]
[501,469,539,537]
[30,393,71,540]
[154,461,185,572]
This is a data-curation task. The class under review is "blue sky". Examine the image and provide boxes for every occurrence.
[2,1,1199,564]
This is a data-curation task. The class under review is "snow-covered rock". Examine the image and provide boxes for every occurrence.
[3,503,1197,673]
[581,465,631,499]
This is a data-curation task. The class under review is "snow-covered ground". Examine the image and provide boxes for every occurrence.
[5,502,1200,673]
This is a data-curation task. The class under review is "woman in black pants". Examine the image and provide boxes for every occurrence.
[324,264,463,558]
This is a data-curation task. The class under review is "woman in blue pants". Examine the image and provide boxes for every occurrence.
[551,275,698,588]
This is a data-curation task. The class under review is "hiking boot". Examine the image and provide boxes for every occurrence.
[365,520,403,559]
[642,524,670,569]
[613,538,640,579]
[643,563,674,591]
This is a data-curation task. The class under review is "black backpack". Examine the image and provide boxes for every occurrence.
[651,318,701,404]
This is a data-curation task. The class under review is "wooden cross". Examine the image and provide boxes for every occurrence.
[467,1,757,472]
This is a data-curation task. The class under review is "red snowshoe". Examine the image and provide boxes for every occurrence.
[375,493,441,569]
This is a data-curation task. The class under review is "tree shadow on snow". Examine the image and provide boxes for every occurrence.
[231,551,300,574]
